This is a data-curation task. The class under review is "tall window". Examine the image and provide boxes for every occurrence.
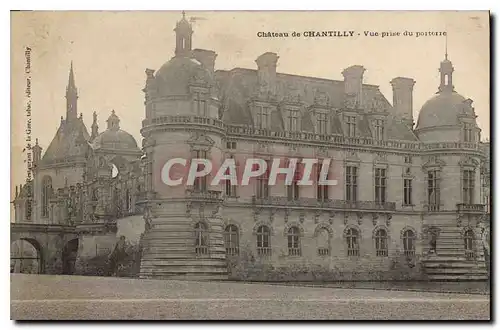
[374,168,387,204]
[346,227,360,256]
[287,227,301,256]
[287,163,300,201]
[346,166,358,202]
[374,119,384,140]
[125,189,133,213]
[317,113,328,135]
[287,109,299,132]
[403,179,413,206]
[255,106,270,129]
[374,228,388,257]
[402,229,416,256]
[224,155,236,197]
[464,123,473,143]
[346,116,357,137]
[256,225,271,256]
[224,225,239,256]
[256,161,270,199]
[195,222,208,255]
[316,228,330,256]
[462,170,475,204]
[428,170,441,211]
[41,176,52,218]
[464,229,475,260]
[317,163,329,201]
[194,92,207,116]
[194,150,208,192]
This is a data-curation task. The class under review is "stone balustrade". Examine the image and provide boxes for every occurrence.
[251,196,396,212]
[456,203,485,214]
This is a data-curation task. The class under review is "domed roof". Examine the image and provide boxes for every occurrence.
[415,91,474,131]
[91,110,139,151]
[154,56,215,96]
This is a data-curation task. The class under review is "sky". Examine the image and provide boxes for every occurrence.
[11,11,490,199]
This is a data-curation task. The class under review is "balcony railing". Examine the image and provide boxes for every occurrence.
[257,247,272,257]
[252,196,396,211]
[457,203,485,213]
[465,250,475,260]
[142,115,225,130]
[186,189,223,201]
[288,248,301,256]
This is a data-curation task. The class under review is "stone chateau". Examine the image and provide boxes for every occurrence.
[12,13,490,281]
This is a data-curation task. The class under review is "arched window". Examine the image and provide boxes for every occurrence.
[346,228,360,256]
[287,226,301,256]
[195,222,208,255]
[375,228,388,257]
[316,228,330,256]
[224,225,239,256]
[41,176,52,218]
[256,225,271,257]
[402,229,416,257]
[464,229,475,260]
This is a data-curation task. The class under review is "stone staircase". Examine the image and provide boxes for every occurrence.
[422,218,488,281]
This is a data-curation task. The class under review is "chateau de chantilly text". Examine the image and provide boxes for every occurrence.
[257,30,447,38]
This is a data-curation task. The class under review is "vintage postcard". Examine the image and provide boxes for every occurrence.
[10,11,490,320]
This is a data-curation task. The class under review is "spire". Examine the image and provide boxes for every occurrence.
[445,34,448,60]
[91,111,99,140]
[438,47,454,93]
[106,110,120,131]
[66,61,78,121]
[174,11,193,57]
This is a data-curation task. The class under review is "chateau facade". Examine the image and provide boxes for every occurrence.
[12,14,490,281]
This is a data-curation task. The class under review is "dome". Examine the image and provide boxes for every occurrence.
[92,129,139,151]
[91,110,139,151]
[154,56,215,97]
[415,91,474,131]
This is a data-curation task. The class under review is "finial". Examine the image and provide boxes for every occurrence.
[93,111,97,120]
[80,112,83,119]
[182,11,186,19]
[112,109,116,115]
[445,34,448,60]
[35,138,39,146]
[61,116,64,122]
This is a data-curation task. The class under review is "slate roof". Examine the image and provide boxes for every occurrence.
[215,68,418,141]
[40,117,91,165]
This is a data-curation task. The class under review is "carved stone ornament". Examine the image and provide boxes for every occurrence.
[314,211,321,224]
[299,212,305,223]
[253,208,262,222]
[372,213,379,226]
[328,212,335,225]
[357,212,363,225]
[386,214,392,226]
[344,213,349,225]
[284,209,290,223]
[270,208,278,223]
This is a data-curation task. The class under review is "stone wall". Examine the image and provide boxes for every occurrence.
[227,244,425,281]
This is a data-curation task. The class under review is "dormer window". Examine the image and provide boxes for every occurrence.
[255,106,270,129]
[287,109,299,132]
[373,119,384,140]
[194,92,207,116]
[463,123,473,143]
[316,112,328,135]
[346,115,357,137]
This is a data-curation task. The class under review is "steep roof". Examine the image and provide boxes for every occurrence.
[215,68,418,141]
[40,117,91,165]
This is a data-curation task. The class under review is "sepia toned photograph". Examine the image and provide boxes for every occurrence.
[10,10,491,320]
